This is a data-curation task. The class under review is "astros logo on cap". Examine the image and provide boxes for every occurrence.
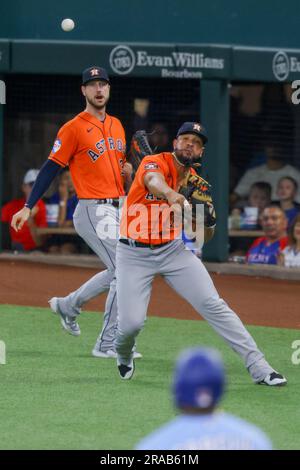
[193,124,201,132]
[91,68,100,76]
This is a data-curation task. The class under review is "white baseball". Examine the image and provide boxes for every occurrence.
[61,18,75,32]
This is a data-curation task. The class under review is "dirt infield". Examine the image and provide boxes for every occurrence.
[0,259,299,329]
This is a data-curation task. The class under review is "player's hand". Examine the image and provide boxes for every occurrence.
[122,162,133,178]
[165,190,187,224]
[166,190,186,208]
[11,207,31,232]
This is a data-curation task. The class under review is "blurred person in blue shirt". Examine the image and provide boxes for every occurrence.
[136,347,272,450]
[247,205,288,265]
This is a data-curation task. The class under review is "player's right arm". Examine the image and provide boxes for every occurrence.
[144,172,186,207]
[11,123,77,232]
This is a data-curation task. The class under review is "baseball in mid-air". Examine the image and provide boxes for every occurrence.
[61,18,75,32]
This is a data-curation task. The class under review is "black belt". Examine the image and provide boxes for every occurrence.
[119,238,171,249]
[96,198,120,208]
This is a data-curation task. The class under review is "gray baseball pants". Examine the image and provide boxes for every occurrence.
[58,199,119,352]
[115,239,275,382]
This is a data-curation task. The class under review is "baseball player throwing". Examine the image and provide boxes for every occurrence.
[11,66,141,359]
[114,121,287,386]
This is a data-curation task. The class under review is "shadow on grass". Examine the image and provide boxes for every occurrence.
[8,350,66,358]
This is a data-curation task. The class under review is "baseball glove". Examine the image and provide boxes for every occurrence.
[179,174,216,228]
[127,130,154,172]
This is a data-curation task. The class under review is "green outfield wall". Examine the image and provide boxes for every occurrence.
[1,0,300,49]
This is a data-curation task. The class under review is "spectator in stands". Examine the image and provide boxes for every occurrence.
[45,169,79,254]
[248,182,272,216]
[148,122,170,152]
[278,214,300,268]
[136,348,272,450]
[132,98,150,134]
[243,181,272,228]
[275,176,300,228]
[1,169,47,251]
[229,182,271,230]
[259,85,294,155]
[247,206,288,265]
[231,143,300,206]
[229,85,264,191]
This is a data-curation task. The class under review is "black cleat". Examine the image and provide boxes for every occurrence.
[259,372,287,386]
[118,360,135,380]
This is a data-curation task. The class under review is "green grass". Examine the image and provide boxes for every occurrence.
[0,304,299,449]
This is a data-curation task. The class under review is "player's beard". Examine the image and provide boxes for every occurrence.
[86,94,109,110]
[173,148,202,168]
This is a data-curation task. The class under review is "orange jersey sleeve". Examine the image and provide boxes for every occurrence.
[136,156,168,186]
[49,121,78,167]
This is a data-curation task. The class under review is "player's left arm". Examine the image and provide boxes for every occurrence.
[118,123,133,193]
[122,162,133,193]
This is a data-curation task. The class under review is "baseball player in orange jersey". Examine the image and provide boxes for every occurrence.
[114,121,287,386]
[11,66,141,359]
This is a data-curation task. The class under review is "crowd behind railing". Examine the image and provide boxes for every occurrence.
[1,163,300,268]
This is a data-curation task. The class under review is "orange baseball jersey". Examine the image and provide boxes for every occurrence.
[121,152,188,244]
[49,111,126,199]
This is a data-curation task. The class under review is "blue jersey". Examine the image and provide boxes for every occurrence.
[285,206,300,228]
[47,192,78,221]
[247,236,287,265]
[135,412,272,450]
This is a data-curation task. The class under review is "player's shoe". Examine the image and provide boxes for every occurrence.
[49,297,81,336]
[259,372,287,386]
[92,348,142,359]
[117,358,135,380]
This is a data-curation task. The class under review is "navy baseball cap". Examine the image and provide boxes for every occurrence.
[82,66,110,85]
[176,122,208,144]
[173,347,225,409]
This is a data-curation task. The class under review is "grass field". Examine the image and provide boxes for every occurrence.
[0,304,299,450]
